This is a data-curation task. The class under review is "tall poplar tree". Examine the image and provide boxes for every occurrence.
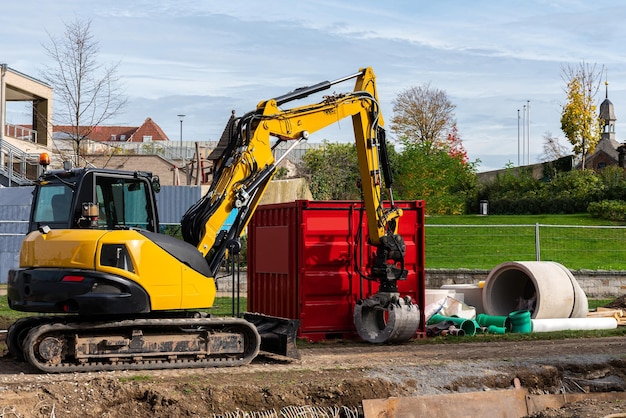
[560,62,603,169]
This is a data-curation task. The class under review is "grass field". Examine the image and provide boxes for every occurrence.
[425,214,626,270]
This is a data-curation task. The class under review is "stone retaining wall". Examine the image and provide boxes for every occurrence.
[426,269,626,299]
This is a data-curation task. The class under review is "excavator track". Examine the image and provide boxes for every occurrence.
[12,316,260,373]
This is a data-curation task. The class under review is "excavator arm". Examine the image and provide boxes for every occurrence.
[183,68,400,274]
[182,67,420,342]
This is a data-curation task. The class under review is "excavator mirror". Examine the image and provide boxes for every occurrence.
[152,176,161,193]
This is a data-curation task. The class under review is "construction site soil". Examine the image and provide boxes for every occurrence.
[2,314,626,418]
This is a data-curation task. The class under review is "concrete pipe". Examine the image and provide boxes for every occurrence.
[482,261,588,319]
[551,261,588,318]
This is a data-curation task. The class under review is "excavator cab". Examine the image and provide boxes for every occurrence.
[28,164,159,233]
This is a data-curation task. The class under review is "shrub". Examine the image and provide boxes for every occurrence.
[587,200,626,222]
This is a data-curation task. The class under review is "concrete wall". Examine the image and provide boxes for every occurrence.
[258,178,313,205]
[85,155,180,185]
[426,268,626,299]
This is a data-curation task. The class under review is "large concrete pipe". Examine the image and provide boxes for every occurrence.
[482,261,588,319]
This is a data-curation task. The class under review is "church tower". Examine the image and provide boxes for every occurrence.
[599,81,616,142]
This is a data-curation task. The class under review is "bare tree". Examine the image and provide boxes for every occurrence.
[390,83,456,147]
[41,18,127,165]
[540,131,569,162]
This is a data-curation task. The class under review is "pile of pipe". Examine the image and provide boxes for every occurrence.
[481,261,617,332]
[427,261,618,335]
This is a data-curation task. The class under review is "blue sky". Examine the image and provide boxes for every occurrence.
[3,1,626,172]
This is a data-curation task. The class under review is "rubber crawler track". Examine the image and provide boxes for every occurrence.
[13,317,261,373]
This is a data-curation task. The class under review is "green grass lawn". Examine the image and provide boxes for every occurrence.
[425,214,626,270]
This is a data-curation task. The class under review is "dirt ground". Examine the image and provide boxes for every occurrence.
[2,324,626,418]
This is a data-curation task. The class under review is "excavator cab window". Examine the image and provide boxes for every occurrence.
[94,176,154,231]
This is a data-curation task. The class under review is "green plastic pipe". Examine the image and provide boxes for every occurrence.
[428,314,477,336]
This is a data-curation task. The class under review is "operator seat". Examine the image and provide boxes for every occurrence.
[51,193,72,222]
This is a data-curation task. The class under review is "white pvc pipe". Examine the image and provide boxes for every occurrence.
[531,317,617,332]
[482,261,588,319]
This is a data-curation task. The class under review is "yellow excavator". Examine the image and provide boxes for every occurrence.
[6,67,420,372]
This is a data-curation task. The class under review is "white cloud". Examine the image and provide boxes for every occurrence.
[2,0,626,172]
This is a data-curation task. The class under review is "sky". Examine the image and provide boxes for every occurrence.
[3,0,626,172]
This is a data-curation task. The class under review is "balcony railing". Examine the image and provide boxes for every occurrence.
[4,123,37,143]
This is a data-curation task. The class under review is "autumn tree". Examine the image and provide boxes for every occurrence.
[560,62,603,169]
[390,83,456,147]
[41,18,127,165]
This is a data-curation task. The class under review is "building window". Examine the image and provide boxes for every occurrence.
[143,135,152,142]
[110,134,116,141]
[120,135,126,141]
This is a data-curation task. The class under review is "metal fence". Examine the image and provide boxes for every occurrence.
[425,224,626,271]
[3,223,625,284]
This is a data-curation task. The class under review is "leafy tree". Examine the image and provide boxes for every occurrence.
[394,140,478,215]
[390,83,456,147]
[41,18,127,165]
[300,140,401,201]
[597,165,626,200]
[560,62,603,169]
[442,124,468,164]
[299,141,361,200]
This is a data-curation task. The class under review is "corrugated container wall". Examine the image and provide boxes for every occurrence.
[248,200,425,341]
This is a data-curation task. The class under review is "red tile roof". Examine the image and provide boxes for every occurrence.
[53,118,170,142]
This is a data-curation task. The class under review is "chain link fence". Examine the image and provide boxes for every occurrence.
[426,224,626,271]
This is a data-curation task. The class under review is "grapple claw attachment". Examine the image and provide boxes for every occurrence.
[353,292,420,343]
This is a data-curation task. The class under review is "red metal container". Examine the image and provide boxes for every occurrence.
[247,200,425,341]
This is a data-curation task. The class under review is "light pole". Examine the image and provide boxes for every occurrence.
[517,109,520,166]
[177,114,185,160]
[526,100,530,165]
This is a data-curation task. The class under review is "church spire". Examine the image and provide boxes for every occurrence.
[599,71,616,142]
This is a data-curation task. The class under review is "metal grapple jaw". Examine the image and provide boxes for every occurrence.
[353,233,420,343]
[353,292,421,344]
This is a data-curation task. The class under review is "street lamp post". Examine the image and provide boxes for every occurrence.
[177,114,185,160]
[517,109,520,166]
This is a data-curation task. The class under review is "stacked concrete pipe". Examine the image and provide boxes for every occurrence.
[482,261,588,319]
